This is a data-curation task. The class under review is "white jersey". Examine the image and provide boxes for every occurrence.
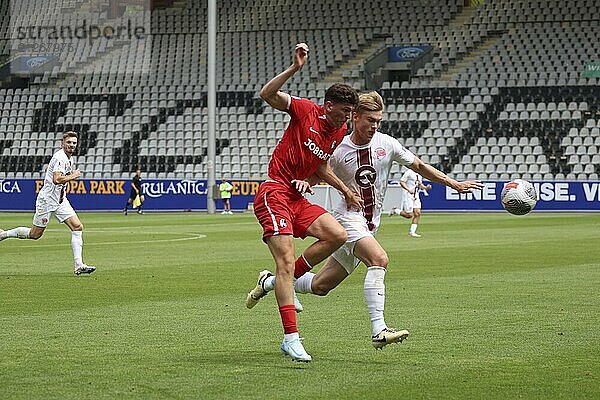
[330,131,415,231]
[400,169,422,199]
[38,149,74,205]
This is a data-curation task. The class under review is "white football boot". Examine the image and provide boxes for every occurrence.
[246,270,273,308]
[372,328,410,349]
[74,264,97,276]
[281,338,312,362]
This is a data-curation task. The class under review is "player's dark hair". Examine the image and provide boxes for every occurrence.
[324,83,359,106]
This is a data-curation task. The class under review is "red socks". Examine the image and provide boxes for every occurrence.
[294,255,312,279]
[279,255,311,334]
[279,304,298,334]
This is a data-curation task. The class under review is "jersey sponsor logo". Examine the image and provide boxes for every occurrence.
[375,147,387,160]
[303,137,332,161]
[355,165,377,188]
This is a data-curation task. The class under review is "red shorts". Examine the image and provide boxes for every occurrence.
[254,181,328,241]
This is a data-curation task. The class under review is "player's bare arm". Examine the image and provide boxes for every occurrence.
[409,157,482,193]
[314,162,364,210]
[399,180,414,194]
[259,43,309,111]
[52,169,81,185]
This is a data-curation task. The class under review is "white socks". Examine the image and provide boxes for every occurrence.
[410,224,418,234]
[71,231,83,265]
[364,266,387,336]
[5,227,31,239]
[263,275,276,291]
[264,273,315,294]
[283,332,299,342]
[294,272,315,294]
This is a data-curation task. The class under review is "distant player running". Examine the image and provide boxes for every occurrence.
[0,131,96,276]
[248,92,482,349]
[245,43,362,362]
[390,168,432,237]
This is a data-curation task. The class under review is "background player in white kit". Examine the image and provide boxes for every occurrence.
[0,131,96,276]
[391,168,432,237]
[248,92,481,348]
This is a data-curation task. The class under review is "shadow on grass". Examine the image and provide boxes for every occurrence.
[193,349,392,368]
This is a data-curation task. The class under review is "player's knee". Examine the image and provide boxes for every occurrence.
[72,222,84,231]
[414,209,421,218]
[330,226,347,246]
[371,252,389,268]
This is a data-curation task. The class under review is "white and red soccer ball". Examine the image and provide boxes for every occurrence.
[501,179,538,215]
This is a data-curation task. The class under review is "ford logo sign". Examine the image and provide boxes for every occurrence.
[396,47,423,59]
[26,57,48,68]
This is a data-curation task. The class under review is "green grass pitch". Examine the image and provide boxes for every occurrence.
[1,212,599,399]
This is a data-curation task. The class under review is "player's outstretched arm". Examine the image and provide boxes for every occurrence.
[315,162,364,210]
[409,157,482,193]
[259,43,309,111]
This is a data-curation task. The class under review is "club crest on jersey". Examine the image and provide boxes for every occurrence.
[279,218,287,228]
[303,137,331,161]
[355,165,376,188]
[375,147,387,160]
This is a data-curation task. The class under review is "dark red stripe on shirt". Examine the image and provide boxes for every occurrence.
[356,148,376,231]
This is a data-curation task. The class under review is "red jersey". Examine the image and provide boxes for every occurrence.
[268,95,348,186]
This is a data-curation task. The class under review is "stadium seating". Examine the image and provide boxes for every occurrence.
[0,0,598,180]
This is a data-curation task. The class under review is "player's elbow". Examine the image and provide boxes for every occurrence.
[259,87,274,103]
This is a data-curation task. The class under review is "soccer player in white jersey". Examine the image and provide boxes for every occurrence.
[0,131,96,275]
[392,168,432,237]
[249,92,482,348]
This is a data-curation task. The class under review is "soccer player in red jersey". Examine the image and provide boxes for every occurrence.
[246,43,363,362]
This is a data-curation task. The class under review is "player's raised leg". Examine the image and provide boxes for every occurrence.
[293,212,347,278]
[0,227,33,241]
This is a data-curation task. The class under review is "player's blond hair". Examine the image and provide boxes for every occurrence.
[63,131,78,140]
[356,91,384,114]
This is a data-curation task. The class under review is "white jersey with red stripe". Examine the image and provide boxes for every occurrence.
[38,149,74,205]
[400,169,421,196]
[330,131,415,232]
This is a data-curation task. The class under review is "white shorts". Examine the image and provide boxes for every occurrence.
[401,194,421,213]
[331,212,378,275]
[33,197,76,228]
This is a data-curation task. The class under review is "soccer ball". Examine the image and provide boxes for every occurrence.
[500,179,537,215]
